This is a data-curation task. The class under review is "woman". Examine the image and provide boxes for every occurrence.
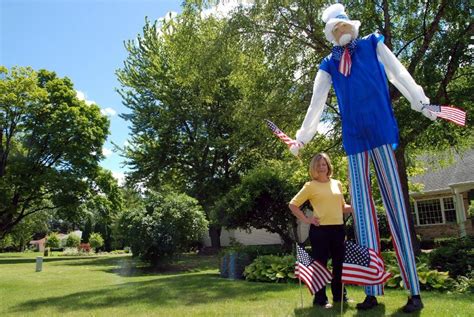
[289,153,352,308]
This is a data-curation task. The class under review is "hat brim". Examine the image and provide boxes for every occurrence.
[324,18,361,44]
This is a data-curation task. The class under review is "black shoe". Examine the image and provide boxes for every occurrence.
[356,295,378,310]
[402,296,424,313]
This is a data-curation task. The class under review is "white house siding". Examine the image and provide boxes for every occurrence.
[202,227,282,247]
[201,222,317,247]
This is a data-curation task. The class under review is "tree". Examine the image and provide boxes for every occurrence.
[7,211,49,251]
[119,190,208,264]
[89,232,104,252]
[117,5,301,248]
[80,168,123,251]
[213,160,300,250]
[0,66,110,239]
[227,0,473,253]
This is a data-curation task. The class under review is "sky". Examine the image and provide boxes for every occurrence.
[1,0,184,185]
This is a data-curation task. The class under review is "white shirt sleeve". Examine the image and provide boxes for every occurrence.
[376,42,429,108]
[295,70,332,145]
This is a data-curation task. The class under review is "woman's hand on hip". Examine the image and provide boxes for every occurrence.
[307,216,320,226]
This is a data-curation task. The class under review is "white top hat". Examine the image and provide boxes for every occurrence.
[322,3,361,44]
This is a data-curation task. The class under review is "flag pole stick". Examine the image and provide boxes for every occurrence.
[299,277,304,308]
[296,243,304,308]
[340,283,344,316]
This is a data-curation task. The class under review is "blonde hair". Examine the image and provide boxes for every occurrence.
[309,153,333,180]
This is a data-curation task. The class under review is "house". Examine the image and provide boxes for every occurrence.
[409,149,474,239]
[29,230,83,251]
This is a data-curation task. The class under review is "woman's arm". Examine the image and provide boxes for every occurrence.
[338,181,353,214]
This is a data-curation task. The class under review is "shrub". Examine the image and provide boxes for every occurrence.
[46,232,61,248]
[119,190,208,265]
[383,251,455,291]
[89,233,104,252]
[62,247,80,256]
[79,243,91,253]
[65,233,81,248]
[244,255,296,283]
[429,236,474,278]
[0,235,13,251]
[451,272,474,294]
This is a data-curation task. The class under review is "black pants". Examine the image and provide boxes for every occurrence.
[309,224,346,304]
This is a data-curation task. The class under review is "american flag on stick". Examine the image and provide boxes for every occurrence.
[341,241,391,286]
[423,104,466,126]
[295,244,332,295]
[264,119,299,147]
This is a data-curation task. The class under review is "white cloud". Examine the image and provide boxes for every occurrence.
[112,171,125,187]
[75,90,95,106]
[201,0,254,18]
[101,107,117,117]
[102,147,113,157]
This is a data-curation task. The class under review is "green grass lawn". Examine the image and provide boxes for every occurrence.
[0,252,472,316]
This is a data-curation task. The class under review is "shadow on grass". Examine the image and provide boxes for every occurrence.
[8,272,289,314]
[0,256,103,265]
[61,254,220,276]
[294,302,387,317]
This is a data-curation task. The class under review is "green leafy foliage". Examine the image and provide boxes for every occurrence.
[244,254,296,283]
[0,66,113,238]
[46,232,60,249]
[429,236,474,278]
[118,191,208,265]
[89,232,104,251]
[64,233,81,248]
[213,160,300,250]
[383,251,456,291]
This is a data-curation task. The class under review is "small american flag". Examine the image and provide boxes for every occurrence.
[264,119,298,147]
[423,104,466,126]
[295,244,332,295]
[341,241,391,286]
[338,47,352,77]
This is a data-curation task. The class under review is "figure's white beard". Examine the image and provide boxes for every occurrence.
[338,33,353,46]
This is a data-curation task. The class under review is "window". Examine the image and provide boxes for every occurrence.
[414,196,457,226]
[443,197,456,223]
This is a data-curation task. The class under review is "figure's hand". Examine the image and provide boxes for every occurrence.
[410,96,428,112]
[421,107,437,121]
[411,97,436,121]
[289,141,304,157]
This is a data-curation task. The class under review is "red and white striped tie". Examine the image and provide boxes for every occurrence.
[339,46,352,77]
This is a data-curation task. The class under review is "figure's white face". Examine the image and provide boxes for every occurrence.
[332,22,354,46]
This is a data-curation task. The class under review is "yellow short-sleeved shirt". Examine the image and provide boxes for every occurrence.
[290,179,344,225]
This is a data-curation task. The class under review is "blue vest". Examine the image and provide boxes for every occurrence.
[319,33,399,155]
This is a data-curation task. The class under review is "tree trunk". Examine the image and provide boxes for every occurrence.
[394,146,421,255]
[208,224,221,249]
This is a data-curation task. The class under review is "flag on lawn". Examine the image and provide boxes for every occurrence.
[423,104,466,126]
[264,119,299,147]
[295,244,332,295]
[341,241,391,286]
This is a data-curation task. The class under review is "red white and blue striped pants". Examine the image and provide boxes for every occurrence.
[348,144,420,296]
